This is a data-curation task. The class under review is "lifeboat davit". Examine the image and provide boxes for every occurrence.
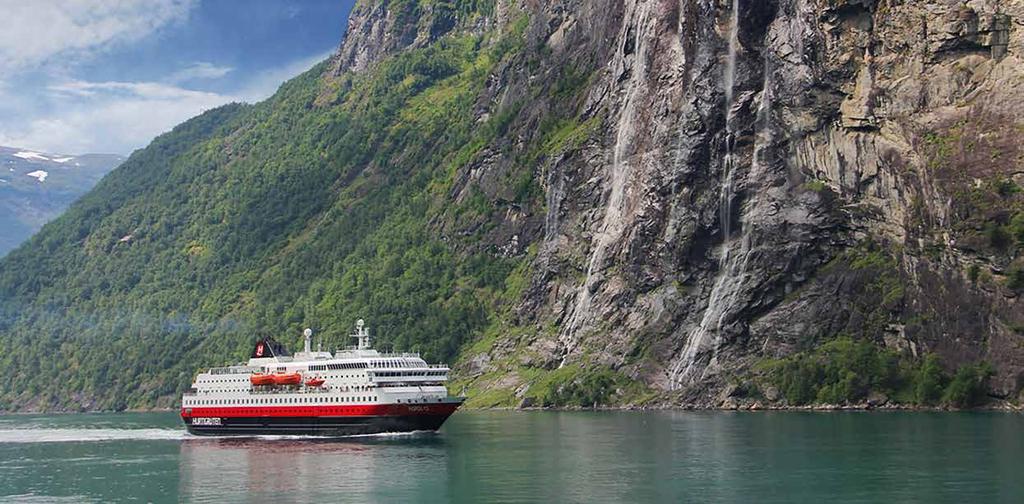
[273,372,302,386]
[250,374,275,386]
[305,377,325,387]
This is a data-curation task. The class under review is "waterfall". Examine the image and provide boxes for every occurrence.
[669,0,748,388]
[720,0,740,241]
[559,1,654,362]
[669,3,778,390]
[544,169,565,240]
[723,0,740,110]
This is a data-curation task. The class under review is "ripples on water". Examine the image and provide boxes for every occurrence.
[1,411,1022,503]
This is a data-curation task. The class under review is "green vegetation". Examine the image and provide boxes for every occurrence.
[762,241,995,409]
[914,355,945,405]
[1007,264,1024,292]
[758,336,993,408]
[0,1,531,411]
[967,263,981,284]
[757,337,905,405]
[801,179,829,193]
[920,116,1024,260]
[457,362,653,409]
[814,243,905,339]
[941,362,994,408]
[1011,213,1024,245]
[522,365,626,407]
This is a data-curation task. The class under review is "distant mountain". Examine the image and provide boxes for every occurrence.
[0,146,124,256]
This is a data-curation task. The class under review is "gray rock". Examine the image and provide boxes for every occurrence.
[422,0,1024,404]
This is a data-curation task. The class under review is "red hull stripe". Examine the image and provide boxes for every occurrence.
[181,402,459,419]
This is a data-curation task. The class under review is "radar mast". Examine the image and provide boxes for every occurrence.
[352,319,371,350]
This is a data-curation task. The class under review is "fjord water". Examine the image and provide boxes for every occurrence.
[0,411,1021,503]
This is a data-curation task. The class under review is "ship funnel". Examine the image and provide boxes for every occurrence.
[303,328,313,354]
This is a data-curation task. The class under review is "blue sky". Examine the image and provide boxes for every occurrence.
[0,0,355,155]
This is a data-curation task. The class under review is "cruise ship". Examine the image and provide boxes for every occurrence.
[180,320,464,436]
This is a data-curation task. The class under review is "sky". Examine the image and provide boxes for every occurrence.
[0,0,355,156]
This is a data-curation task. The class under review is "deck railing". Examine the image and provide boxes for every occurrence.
[207,366,260,375]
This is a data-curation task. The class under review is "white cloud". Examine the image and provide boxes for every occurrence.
[0,80,229,154]
[48,79,222,100]
[0,1,338,156]
[0,52,333,155]
[168,62,234,83]
[0,0,196,72]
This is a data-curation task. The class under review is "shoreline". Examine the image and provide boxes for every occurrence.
[3,401,1022,415]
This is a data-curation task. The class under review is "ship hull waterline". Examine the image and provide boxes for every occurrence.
[181,401,462,437]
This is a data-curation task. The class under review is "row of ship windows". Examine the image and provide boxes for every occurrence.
[199,372,367,382]
[198,370,442,384]
[376,371,445,377]
[371,359,417,369]
[200,370,441,382]
[200,384,372,394]
[311,360,428,370]
[187,396,377,405]
[309,363,368,371]
[377,382,444,388]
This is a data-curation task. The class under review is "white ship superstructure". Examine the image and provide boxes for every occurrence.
[180,321,463,436]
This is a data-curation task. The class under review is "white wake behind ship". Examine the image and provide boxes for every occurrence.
[180,320,464,436]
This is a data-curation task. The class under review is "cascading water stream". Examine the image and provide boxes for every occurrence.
[669,0,748,388]
[558,1,654,363]
[720,0,740,241]
[544,170,565,241]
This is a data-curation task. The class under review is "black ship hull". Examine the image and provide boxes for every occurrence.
[185,412,454,436]
[182,401,462,437]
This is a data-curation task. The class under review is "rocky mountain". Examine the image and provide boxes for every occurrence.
[0,147,124,257]
[0,0,1022,412]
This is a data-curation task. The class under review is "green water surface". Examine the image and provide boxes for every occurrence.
[0,411,1020,503]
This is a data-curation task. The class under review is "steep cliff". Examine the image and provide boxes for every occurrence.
[0,0,1021,411]
[440,0,1024,407]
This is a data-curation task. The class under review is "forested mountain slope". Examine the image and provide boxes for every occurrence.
[1,0,1023,411]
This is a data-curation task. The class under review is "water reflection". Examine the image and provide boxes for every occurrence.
[4,411,1023,502]
[179,434,449,503]
[172,411,1024,503]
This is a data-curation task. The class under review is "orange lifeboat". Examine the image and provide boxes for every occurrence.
[250,374,275,386]
[305,377,325,387]
[273,372,302,386]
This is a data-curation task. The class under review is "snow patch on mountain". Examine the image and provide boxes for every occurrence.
[26,170,48,182]
[13,151,50,162]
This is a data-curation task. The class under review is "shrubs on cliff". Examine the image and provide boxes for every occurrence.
[523,366,633,408]
[941,362,995,408]
[913,355,946,405]
[1007,265,1024,292]
[758,337,904,405]
[758,337,993,408]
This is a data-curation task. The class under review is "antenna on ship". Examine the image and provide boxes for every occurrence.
[353,319,370,350]
[303,328,313,354]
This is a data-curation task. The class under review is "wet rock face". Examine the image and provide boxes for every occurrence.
[340,0,1024,404]
[503,0,868,400]
[525,0,1023,403]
